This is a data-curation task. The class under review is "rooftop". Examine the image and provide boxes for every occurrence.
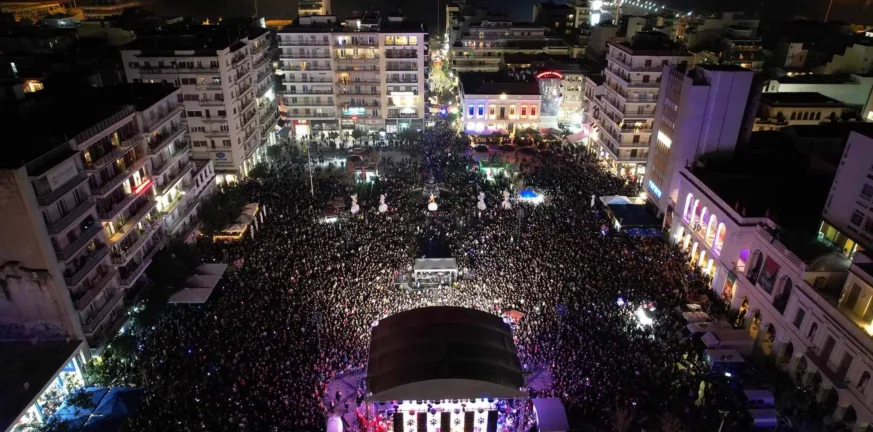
[0,341,84,431]
[610,31,690,56]
[280,16,426,33]
[91,83,179,111]
[696,64,751,72]
[760,92,846,107]
[773,74,855,85]
[690,142,836,232]
[0,90,131,170]
[459,72,541,96]
[123,22,266,54]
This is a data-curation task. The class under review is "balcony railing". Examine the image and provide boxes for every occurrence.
[98,189,141,221]
[805,347,849,389]
[282,111,335,118]
[85,147,128,173]
[280,39,330,46]
[119,256,152,287]
[143,105,183,131]
[386,78,418,83]
[55,223,103,261]
[156,162,194,196]
[283,77,333,83]
[91,156,148,197]
[281,52,331,58]
[607,54,667,72]
[386,65,418,71]
[337,79,380,84]
[148,127,186,155]
[167,201,200,234]
[81,288,123,334]
[72,107,135,149]
[335,56,379,62]
[64,244,108,287]
[47,199,95,235]
[384,51,418,59]
[152,144,189,177]
[72,269,116,310]
[36,173,88,207]
[111,221,161,265]
[107,200,158,245]
[285,88,334,94]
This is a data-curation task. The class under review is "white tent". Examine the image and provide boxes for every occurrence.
[326,415,343,432]
[168,264,228,304]
[532,398,569,432]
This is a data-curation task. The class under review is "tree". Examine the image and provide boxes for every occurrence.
[199,185,247,236]
[398,128,419,143]
[248,162,270,179]
[351,128,366,140]
[266,145,283,161]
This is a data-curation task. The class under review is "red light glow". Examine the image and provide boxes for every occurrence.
[536,71,563,80]
[133,178,153,195]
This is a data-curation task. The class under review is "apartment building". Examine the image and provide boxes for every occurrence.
[121,24,277,182]
[298,0,331,17]
[451,20,569,72]
[591,32,691,179]
[459,72,542,134]
[661,129,873,430]
[753,92,846,132]
[644,64,753,219]
[277,14,428,137]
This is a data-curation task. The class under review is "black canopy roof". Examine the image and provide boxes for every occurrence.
[366,307,524,401]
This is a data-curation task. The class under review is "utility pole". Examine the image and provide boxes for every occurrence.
[824,0,835,22]
[308,150,315,197]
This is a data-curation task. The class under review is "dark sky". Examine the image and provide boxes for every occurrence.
[147,0,873,28]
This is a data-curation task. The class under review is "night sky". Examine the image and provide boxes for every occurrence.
[147,0,873,28]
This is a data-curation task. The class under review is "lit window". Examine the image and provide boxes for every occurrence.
[395,36,408,45]
[657,130,672,148]
[489,105,496,118]
[530,106,537,117]
[509,106,516,117]
[478,105,485,117]
[521,106,527,117]
[468,105,474,118]
[386,36,394,45]
[409,36,418,45]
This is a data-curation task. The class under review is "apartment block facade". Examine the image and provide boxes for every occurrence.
[277,14,427,137]
[451,20,569,72]
[644,64,753,218]
[588,33,692,180]
[121,26,277,182]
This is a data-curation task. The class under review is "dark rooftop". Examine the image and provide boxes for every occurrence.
[773,74,854,84]
[123,22,267,53]
[459,72,540,96]
[696,64,751,72]
[0,341,83,431]
[92,83,179,111]
[611,31,689,55]
[0,88,132,170]
[280,16,426,33]
[585,74,604,85]
[690,141,836,232]
[760,92,845,107]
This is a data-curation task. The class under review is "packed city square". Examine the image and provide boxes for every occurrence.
[108,124,735,431]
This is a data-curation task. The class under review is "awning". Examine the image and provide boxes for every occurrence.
[531,398,569,432]
[567,130,588,142]
[168,264,228,304]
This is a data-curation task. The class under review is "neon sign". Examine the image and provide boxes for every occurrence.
[536,71,563,80]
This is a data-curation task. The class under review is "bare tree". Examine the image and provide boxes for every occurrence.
[660,413,684,432]
[612,406,634,432]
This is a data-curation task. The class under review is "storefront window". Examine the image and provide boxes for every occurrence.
[385,36,394,45]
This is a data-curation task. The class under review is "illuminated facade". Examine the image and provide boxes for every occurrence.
[122,26,277,181]
[459,73,542,134]
[589,34,692,179]
[644,64,753,219]
[277,14,427,136]
[451,20,568,72]
[668,128,873,428]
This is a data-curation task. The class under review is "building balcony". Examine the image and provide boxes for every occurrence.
[72,269,116,310]
[335,41,378,48]
[281,52,331,59]
[281,111,336,118]
[85,146,133,173]
[90,156,149,197]
[81,287,124,335]
[111,220,161,266]
[253,54,271,70]
[167,201,200,235]
[201,117,229,124]
[604,67,661,89]
[64,244,108,287]
[143,105,183,133]
[55,222,103,262]
[285,101,335,107]
[120,238,163,288]
[335,65,379,72]
[384,51,418,59]
[194,83,223,91]
[238,82,254,98]
[386,78,418,83]
[335,56,379,63]
[148,127,186,155]
[284,66,332,72]
[607,54,666,72]
[285,88,333,95]
[260,108,279,129]
[156,162,194,196]
[46,198,96,235]
[337,79,380,84]
[198,98,226,106]
[36,173,88,207]
[107,200,158,246]
[280,39,330,46]
[337,90,381,96]
[98,181,153,221]
[385,65,418,71]
[805,347,849,389]
[204,130,230,138]
[152,144,189,177]
[387,110,420,118]
[283,77,333,83]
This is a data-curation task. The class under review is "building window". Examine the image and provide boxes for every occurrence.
[861,184,873,199]
[790,112,797,120]
[409,36,418,45]
[489,105,495,117]
[792,308,805,329]
[530,106,536,117]
[816,112,822,120]
[521,106,527,117]
[851,209,865,226]
[807,322,818,340]
[509,106,516,117]
[478,105,484,117]
[468,105,474,117]
[859,372,871,393]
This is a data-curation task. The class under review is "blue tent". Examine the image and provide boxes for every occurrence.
[53,387,108,428]
[83,388,144,430]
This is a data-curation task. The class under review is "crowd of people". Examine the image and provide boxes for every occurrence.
[119,123,729,431]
